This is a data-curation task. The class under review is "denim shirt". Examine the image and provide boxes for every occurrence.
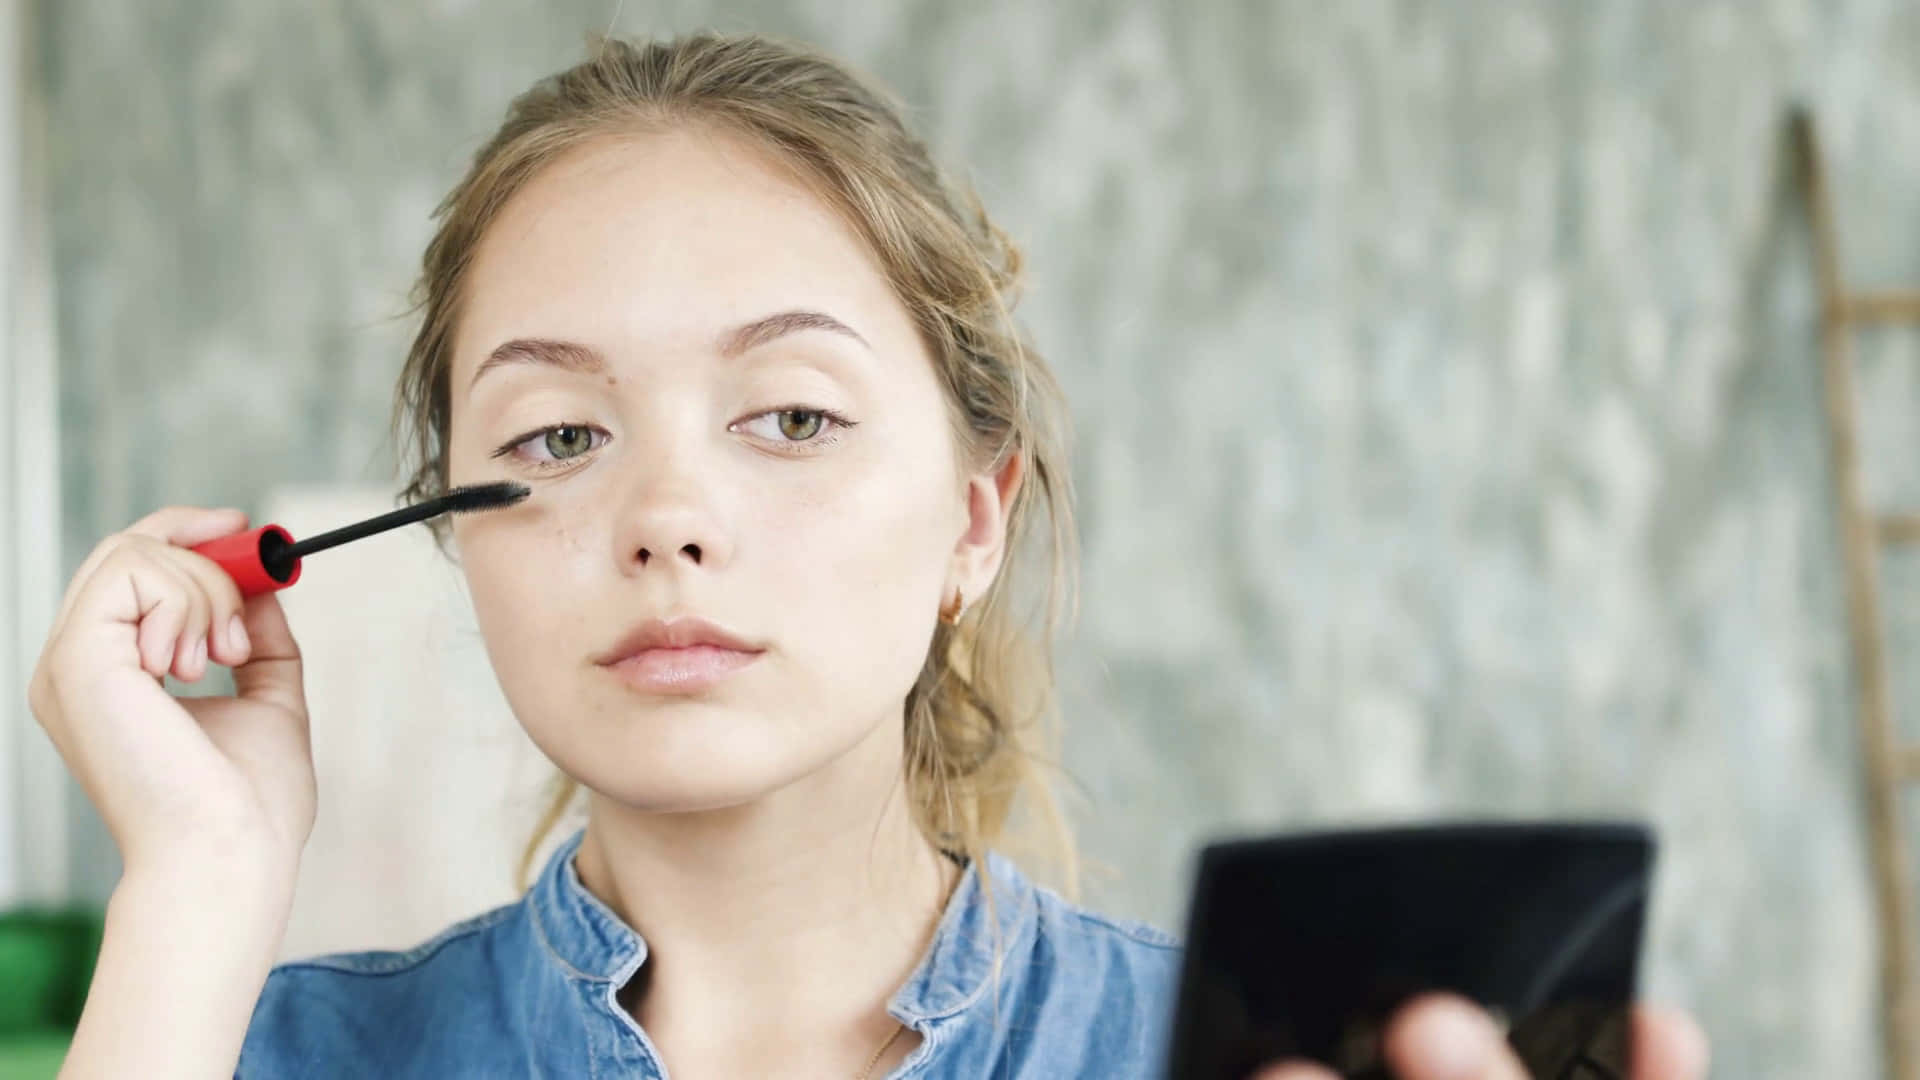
[237,827,1183,1078]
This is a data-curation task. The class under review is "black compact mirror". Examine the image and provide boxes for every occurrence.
[1163,822,1653,1079]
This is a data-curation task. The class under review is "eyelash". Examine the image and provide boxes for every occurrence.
[488,407,858,472]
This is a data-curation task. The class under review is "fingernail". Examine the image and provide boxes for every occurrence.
[1405,999,1496,1080]
[228,614,248,655]
[1248,1067,1335,1080]
[194,636,207,671]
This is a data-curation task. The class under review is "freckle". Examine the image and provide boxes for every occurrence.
[605,375,617,387]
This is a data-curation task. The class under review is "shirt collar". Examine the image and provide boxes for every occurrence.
[526,825,1039,1024]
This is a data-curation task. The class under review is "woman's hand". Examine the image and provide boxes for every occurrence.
[34,506,319,1079]
[27,505,316,885]
[1250,993,1710,1080]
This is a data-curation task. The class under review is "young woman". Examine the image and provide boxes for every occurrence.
[30,33,1707,1080]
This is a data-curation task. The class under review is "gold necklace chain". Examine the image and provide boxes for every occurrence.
[856,1020,908,1080]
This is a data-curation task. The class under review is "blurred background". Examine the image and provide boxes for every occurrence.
[5,1,1920,1076]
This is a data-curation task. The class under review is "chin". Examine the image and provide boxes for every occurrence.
[576,770,785,815]
[528,709,836,814]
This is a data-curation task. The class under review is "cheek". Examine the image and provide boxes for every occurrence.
[775,443,958,690]
[462,491,588,587]
[457,500,596,676]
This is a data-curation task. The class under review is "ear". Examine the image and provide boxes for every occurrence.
[947,450,1026,613]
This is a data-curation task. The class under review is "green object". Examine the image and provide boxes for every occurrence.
[0,927,63,1033]
[0,907,104,1033]
[0,1028,69,1080]
[0,906,101,1078]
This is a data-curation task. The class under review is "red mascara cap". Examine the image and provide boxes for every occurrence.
[190,524,302,597]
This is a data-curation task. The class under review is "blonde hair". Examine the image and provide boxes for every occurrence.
[389,33,1083,905]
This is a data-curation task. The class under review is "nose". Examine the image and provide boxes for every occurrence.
[609,438,733,577]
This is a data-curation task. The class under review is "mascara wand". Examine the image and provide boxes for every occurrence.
[189,481,531,597]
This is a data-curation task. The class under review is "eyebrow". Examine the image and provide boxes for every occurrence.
[467,309,871,393]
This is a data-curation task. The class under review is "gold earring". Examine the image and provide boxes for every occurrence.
[939,586,965,626]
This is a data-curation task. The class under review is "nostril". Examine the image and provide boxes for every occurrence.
[682,543,702,564]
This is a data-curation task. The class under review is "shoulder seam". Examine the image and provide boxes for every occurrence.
[1035,886,1183,951]
[1065,908,1182,950]
[270,902,521,979]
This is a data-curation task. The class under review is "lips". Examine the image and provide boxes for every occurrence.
[594,616,762,666]
[594,617,765,694]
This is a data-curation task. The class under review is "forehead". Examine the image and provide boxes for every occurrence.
[449,126,907,383]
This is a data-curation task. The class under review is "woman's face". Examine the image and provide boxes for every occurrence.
[445,128,1007,812]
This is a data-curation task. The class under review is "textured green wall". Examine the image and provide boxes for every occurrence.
[39,2,1920,1075]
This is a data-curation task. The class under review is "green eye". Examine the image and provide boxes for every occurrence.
[731,406,856,451]
[543,425,595,459]
[777,410,823,440]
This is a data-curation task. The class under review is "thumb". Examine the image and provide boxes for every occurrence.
[230,590,307,721]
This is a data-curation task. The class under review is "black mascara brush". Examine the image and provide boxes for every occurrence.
[189,481,531,597]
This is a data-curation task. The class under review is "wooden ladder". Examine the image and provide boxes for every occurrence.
[1792,104,1920,1080]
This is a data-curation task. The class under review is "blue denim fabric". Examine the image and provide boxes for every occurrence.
[238,826,1183,1077]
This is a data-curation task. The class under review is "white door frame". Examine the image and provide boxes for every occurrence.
[1,0,68,906]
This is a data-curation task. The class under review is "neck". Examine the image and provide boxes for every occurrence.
[571,713,962,1059]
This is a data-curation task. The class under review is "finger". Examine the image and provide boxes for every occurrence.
[1631,1003,1710,1080]
[122,503,251,545]
[128,549,205,683]
[119,541,215,684]
[1246,1064,1341,1080]
[32,541,238,823]
[59,541,199,684]
[114,512,246,681]
[229,590,306,724]
[165,540,250,668]
[1383,993,1525,1080]
[155,553,212,683]
[127,554,196,681]
[51,507,248,640]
